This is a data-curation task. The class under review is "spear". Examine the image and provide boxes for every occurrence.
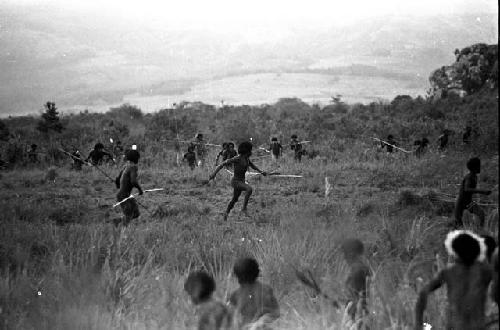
[293,265,341,308]
[59,147,115,183]
[372,137,411,153]
[112,188,164,208]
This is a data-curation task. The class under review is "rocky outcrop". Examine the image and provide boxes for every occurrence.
[429,43,498,99]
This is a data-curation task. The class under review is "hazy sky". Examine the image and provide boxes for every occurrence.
[5,0,498,30]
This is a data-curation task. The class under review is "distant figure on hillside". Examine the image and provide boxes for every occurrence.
[183,145,197,170]
[114,149,143,226]
[454,157,491,228]
[191,133,208,167]
[228,257,280,329]
[86,142,114,166]
[225,142,237,161]
[269,137,283,160]
[27,144,40,163]
[415,230,492,330]
[414,138,429,158]
[437,130,450,150]
[290,135,303,162]
[112,140,124,160]
[215,143,228,166]
[341,238,371,323]
[209,141,267,221]
[221,142,237,170]
[381,135,397,153]
[184,271,232,330]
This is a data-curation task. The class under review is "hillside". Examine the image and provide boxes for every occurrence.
[0,1,497,115]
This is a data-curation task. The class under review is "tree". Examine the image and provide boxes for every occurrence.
[37,102,64,133]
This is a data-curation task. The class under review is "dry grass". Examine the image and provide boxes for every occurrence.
[0,149,497,329]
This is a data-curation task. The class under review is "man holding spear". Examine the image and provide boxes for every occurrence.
[115,149,144,225]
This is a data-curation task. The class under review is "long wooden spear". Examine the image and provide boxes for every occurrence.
[112,188,164,208]
[372,137,411,153]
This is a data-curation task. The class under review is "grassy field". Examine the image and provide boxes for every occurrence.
[0,143,498,329]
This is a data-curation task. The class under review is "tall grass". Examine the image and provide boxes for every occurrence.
[0,147,497,329]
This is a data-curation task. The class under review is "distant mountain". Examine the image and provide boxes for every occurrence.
[0,3,497,115]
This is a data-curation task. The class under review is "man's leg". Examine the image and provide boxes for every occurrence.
[240,182,253,212]
[225,187,243,220]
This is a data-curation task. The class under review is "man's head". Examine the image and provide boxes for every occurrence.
[341,238,364,263]
[291,134,298,140]
[228,142,235,150]
[195,133,203,140]
[271,137,278,142]
[125,149,140,164]
[222,142,228,150]
[184,271,215,305]
[466,157,481,173]
[238,141,253,156]
[445,230,486,266]
[31,144,37,150]
[94,142,104,150]
[387,135,394,141]
[233,257,260,285]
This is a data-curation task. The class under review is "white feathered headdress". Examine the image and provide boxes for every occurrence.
[444,229,487,262]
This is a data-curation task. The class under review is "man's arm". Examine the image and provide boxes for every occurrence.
[129,166,143,194]
[248,160,266,175]
[210,156,238,180]
[464,176,491,195]
[415,271,444,330]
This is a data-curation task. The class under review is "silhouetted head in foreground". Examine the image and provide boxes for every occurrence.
[445,230,486,266]
[341,238,364,263]
[94,142,104,150]
[184,270,216,305]
[234,257,260,284]
[125,150,140,164]
[271,137,278,142]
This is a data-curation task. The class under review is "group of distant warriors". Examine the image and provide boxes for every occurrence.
[0,124,478,171]
[376,125,477,158]
[180,133,312,172]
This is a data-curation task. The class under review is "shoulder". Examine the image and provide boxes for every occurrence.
[479,262,493,280]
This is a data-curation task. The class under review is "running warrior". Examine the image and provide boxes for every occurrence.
[209,141,267,221]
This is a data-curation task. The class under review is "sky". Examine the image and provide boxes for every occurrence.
[5,0,498,31]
